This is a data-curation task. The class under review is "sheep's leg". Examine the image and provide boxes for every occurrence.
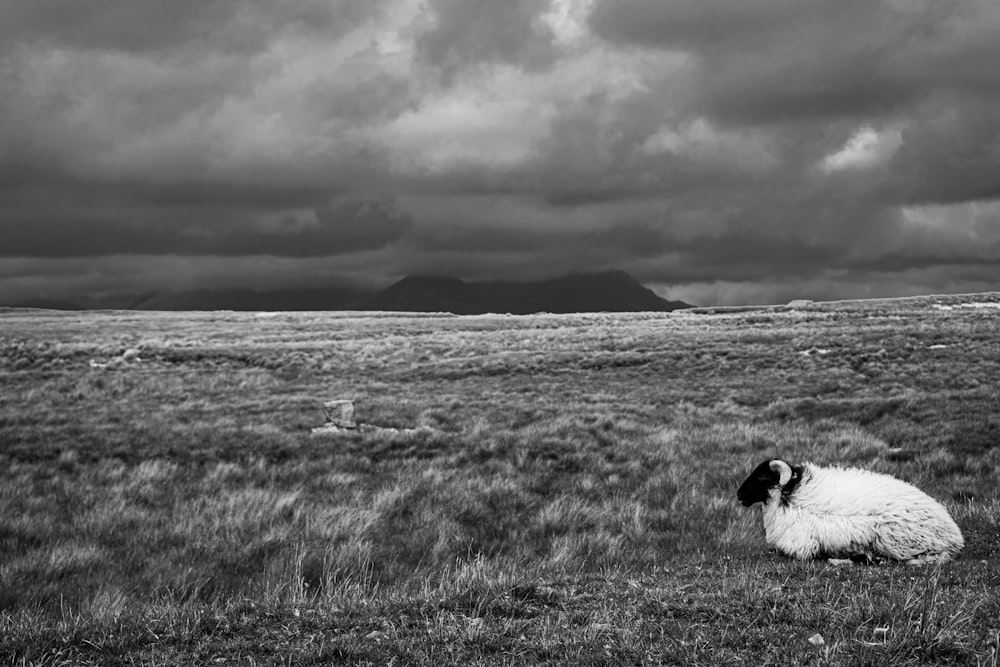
[904,552,953,566]
[823,553,872,566]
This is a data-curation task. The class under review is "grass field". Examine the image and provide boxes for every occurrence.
[2,295,999,665]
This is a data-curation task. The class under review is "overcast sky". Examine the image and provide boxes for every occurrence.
[2,0,999,306]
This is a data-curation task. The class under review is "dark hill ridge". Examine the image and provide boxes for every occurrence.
[6,271,693,313]
[131,286,370,311]
[363,275,475,313]
[358,270,692,314]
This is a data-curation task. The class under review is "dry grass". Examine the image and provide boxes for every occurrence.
[1,294,999,664]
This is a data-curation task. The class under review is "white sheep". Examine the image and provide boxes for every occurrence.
[737,459,964,564]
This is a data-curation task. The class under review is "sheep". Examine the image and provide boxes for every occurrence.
[737,459,964,565]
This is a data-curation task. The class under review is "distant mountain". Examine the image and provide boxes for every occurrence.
[131,286,371,311]
[3,271,692,313]
[9,294,141,310]
[358,270,692,314]
[360,275,475,313]
[8,298,87,311]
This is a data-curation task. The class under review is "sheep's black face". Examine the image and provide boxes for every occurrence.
[737,460,780,506]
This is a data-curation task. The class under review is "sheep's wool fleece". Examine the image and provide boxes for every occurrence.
[762,464,964,562]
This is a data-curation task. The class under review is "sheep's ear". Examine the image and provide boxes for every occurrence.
[769,460,793,487]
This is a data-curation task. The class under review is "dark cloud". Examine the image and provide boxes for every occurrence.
[0,198,412,258]
[0,0,383,54]
[591,0,1000,125]
[885,101,1000,205]
[416,0,557,74]
[589,0,826,51]
[410,221,672,258]
[0,174,340,210]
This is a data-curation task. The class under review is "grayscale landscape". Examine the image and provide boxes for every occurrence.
[3,1,1000,664]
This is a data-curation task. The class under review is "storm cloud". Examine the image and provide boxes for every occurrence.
[0,193,413,257]
[1,0,998,305]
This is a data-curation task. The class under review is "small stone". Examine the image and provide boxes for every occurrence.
[323,399,357,429]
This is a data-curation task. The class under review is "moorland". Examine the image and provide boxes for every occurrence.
[1,294,999,665]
